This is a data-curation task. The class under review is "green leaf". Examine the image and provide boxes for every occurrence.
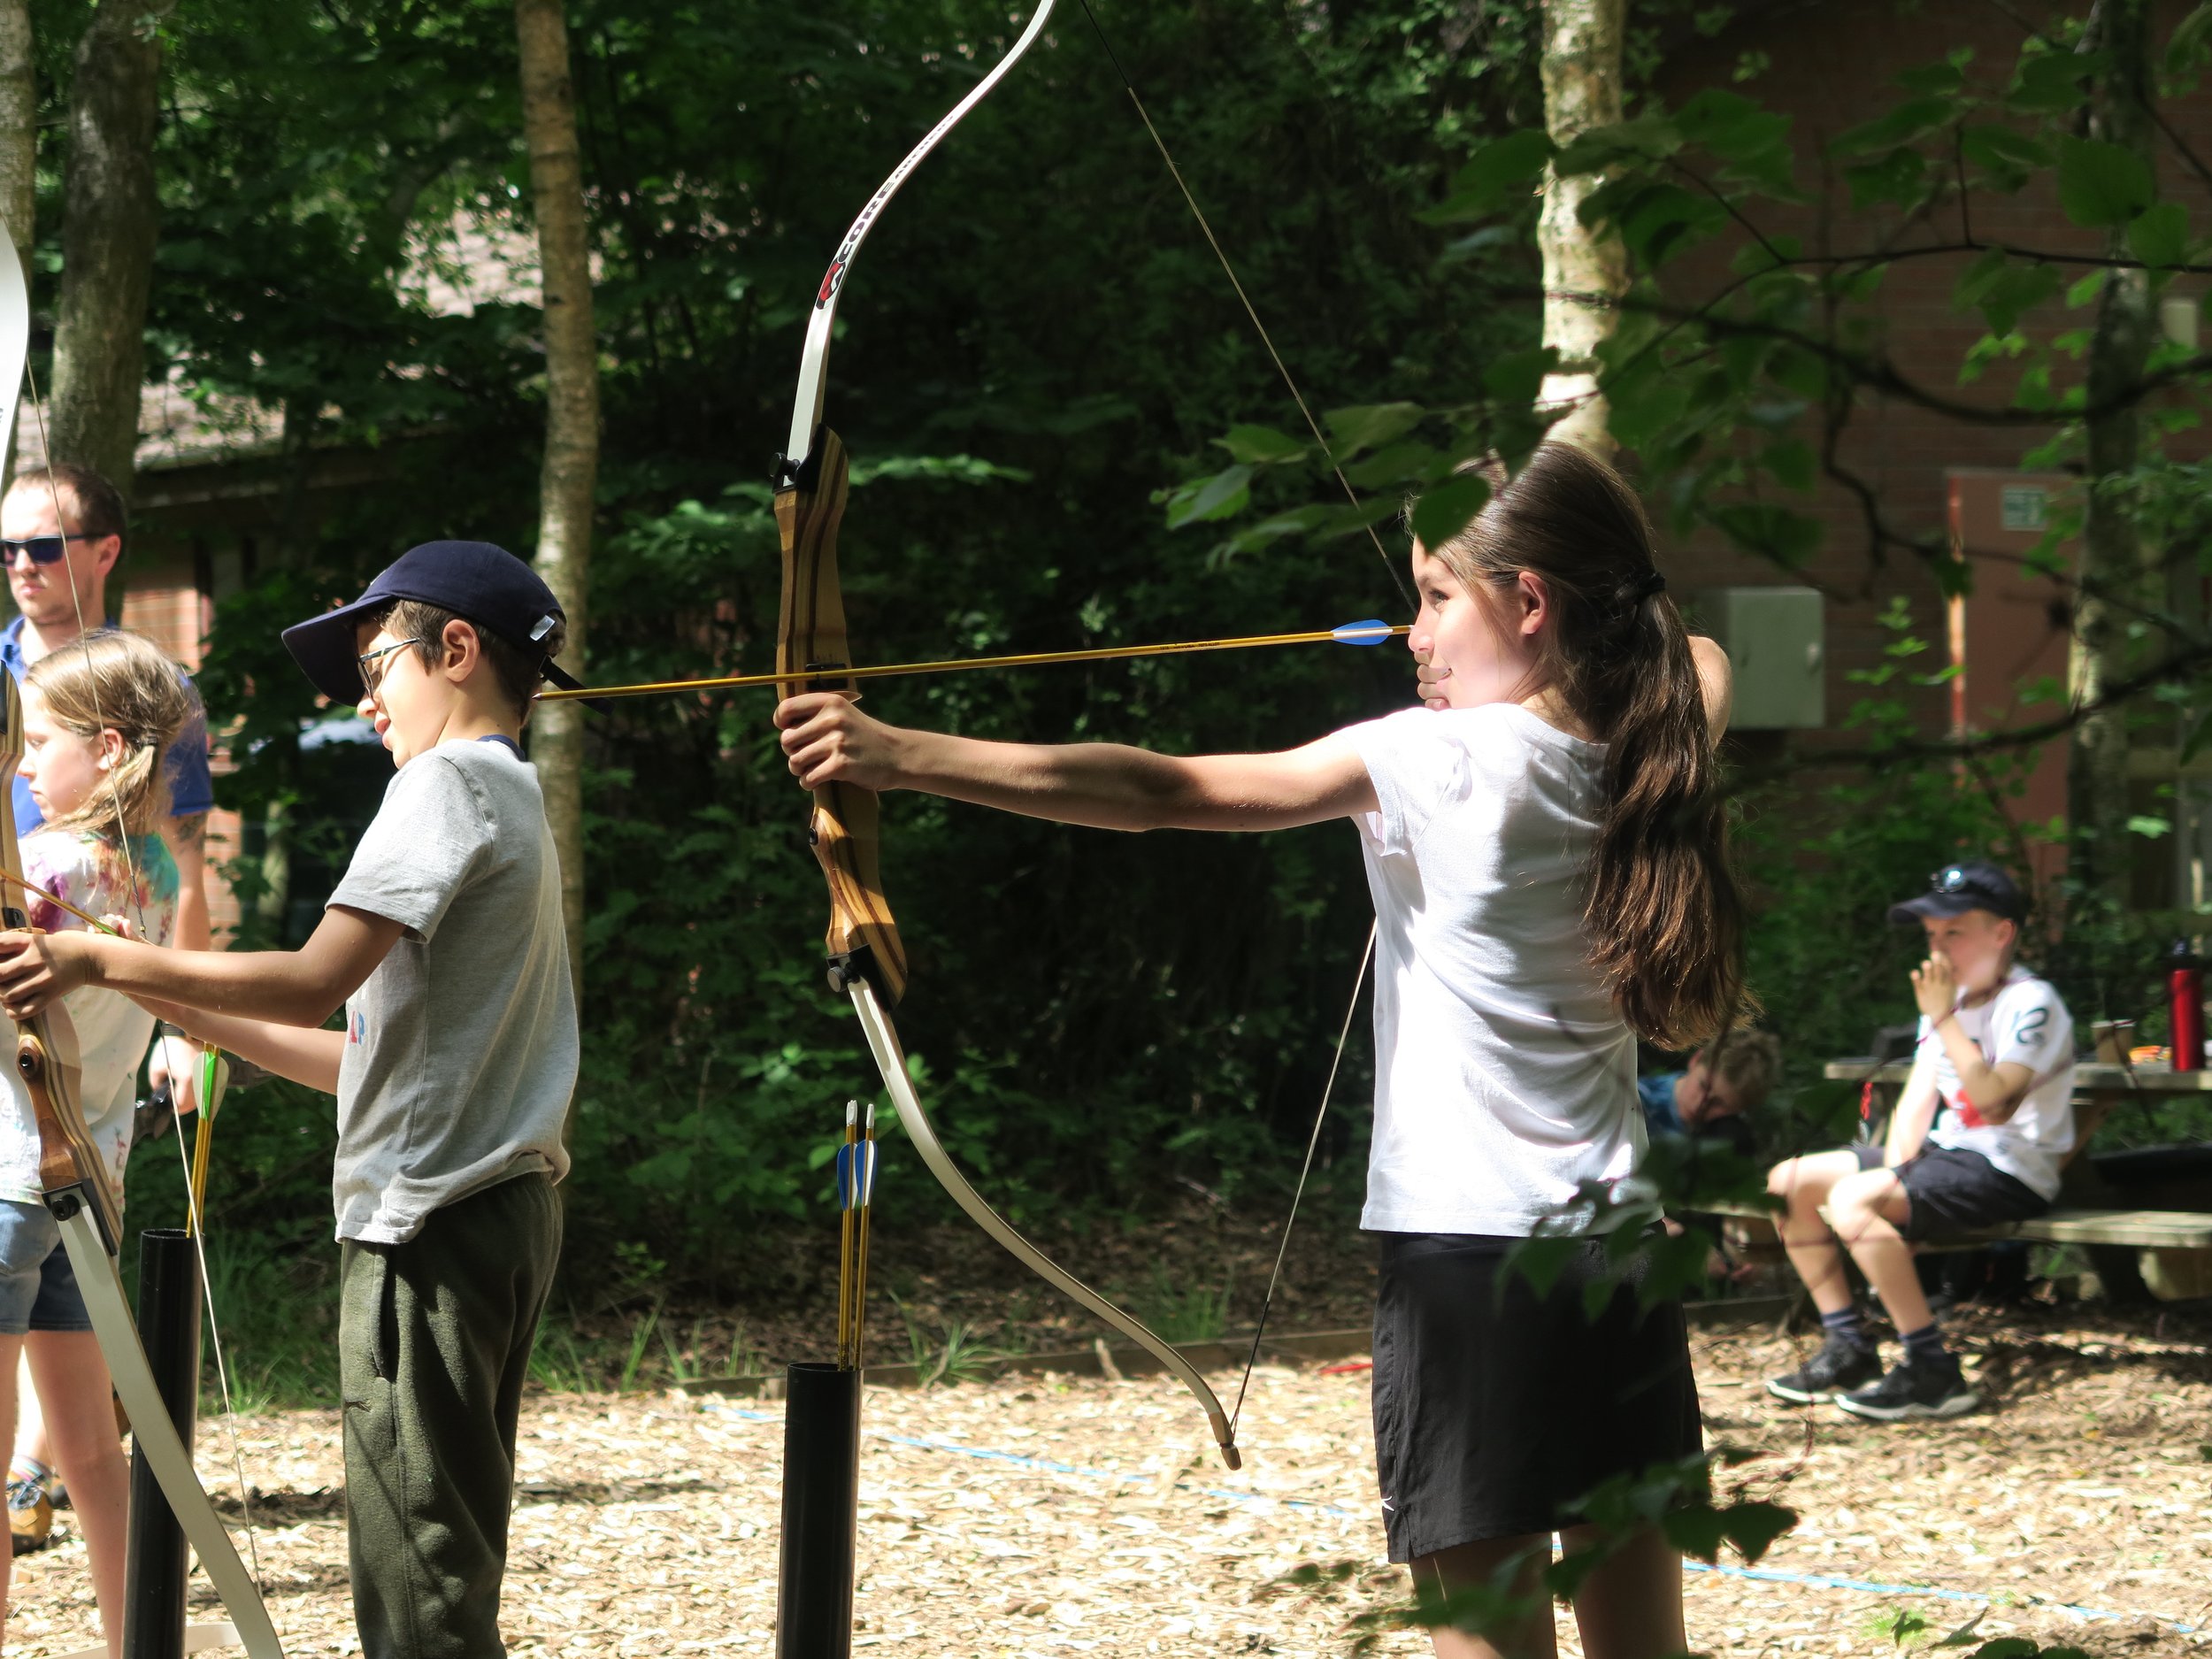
[2128,814,2173,839]
[2057,135,2155,228]
[2168,4,2212,77]
[1340,440,1439,490]
[1325,402,1426,457]
[2008,50,2103,114]
[1161,465,1253,528]
[1581,178,1729,266]
[1961,126,2054,177]
[1710,502,1823,566]
[1410,472,1493,549]
[1844,149,1928,210]
[1895,56,1968,96]
[1426,128,1554,223]
[2129,201,2191,269]
[1763,438,1816,490]
[1672,88,1796,194]
[1952,250,2062,335]
[1215,424,1307,465]
[1552,114,1684,177]
[2067,268,2109,308]
[1483,344,1558,407]
[1832,95,1954,156]
[1719,1500,1797,1563]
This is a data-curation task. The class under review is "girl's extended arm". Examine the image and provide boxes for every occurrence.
[141,1001,346,1094]
[776,694,1379,832]
[0,904,404,1027]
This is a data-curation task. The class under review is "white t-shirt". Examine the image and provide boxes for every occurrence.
[327,737,576,1244]
[1920,965,2076,1201]
[1346,703,1640,1235]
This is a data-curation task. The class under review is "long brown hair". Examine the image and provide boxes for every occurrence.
[24,628,193,843]
[1425,442,1747,1045]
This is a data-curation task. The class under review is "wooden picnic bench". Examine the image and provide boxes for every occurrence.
[1759,1058,2212,1293]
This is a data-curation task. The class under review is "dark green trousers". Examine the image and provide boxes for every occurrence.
[340,1172,562,1659]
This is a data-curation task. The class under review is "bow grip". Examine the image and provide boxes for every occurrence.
[774,426,911,1006]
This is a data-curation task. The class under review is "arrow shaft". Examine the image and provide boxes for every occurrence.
[538,623,1409,703]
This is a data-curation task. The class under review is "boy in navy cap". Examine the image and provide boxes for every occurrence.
[0,540,580,1658]
[1763,860,2074,1421]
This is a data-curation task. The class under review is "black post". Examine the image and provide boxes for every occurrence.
[774,1362,861,1659]
[122,1228,200,1659]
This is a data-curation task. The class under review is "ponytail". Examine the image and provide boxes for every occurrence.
[1425,442,1749,1045]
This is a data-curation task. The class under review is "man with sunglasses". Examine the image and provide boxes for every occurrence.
[1763,860,2074,1421]
[0,462,217,1555]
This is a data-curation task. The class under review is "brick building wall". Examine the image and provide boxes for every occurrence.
[1653,0,2209,762]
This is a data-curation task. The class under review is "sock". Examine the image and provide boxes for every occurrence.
[1819,1307,1867,1348]
[1900,1322,1948,1364]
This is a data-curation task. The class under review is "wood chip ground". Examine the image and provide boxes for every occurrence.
[6,1301,2208,1655]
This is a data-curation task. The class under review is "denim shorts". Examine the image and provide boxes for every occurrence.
[0,1197,93,1335]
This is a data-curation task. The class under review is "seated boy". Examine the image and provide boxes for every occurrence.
[0,540,582,1659]
[1639,1027,1781,1160]
[1763,860,2073,1421]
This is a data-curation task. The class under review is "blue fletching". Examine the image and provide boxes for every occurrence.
[835,1143,856,1210]
[1332,619,1393,646]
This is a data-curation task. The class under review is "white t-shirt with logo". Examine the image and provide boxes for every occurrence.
[1920,965,2076,1201]
[1345,703,1640,1236]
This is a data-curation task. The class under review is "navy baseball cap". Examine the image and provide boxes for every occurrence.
[280,540,585,703]
[1887,859,2027,926]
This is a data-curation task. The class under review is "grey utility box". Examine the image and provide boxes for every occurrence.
[1692,587,1824,729]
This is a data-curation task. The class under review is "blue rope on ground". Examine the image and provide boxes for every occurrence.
[699,1397,2197,1633]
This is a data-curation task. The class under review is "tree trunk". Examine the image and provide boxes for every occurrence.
[2066,0,2154,910]
[0,0,34,483]
[49,0,169,495]
[1535,0,1628,452]
[516,0,598,1006]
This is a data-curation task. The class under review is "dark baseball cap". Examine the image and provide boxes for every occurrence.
[280,540,585,704]
[1887,859,2027,926]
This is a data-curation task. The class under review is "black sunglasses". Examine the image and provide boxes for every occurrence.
[0,533,98,566]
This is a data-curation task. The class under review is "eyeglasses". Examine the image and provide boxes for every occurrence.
[357,638,424,697]
[1,533,98,566]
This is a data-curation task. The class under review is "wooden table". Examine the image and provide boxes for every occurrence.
[1812,1056,2212,1256]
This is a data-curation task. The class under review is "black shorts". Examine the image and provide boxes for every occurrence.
[1851,1142,2049,1240]
[1369,1231,1702,1562]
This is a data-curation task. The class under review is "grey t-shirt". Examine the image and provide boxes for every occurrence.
[328,736,577,1243]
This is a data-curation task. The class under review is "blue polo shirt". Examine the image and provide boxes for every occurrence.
[2,616,217,834]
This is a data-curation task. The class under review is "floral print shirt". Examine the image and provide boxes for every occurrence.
[0,830,179,1206]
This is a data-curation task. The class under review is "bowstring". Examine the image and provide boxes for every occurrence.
[1071,2,1392,1435]
[1072,0,1413,614]
[1225,921,1372,1443]
[22,363,266,1593]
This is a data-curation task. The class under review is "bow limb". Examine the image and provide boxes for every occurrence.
[845,984,1240,1467]
[0,225,287,1659]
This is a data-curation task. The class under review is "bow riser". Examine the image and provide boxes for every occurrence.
[773,426,909,1004]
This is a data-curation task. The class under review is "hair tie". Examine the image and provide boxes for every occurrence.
[1633,568,1667,602]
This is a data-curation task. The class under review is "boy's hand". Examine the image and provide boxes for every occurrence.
[1911,950,1958,1023]
[776,693,910,792]
[0,929,94,1021]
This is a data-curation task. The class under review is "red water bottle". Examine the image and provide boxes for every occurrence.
[2169,940,2204,1071]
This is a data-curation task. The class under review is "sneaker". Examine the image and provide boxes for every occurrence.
[1836,1353,1979,1422]
[1764,1334,1881,1404]
[7,1471,50,1556]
